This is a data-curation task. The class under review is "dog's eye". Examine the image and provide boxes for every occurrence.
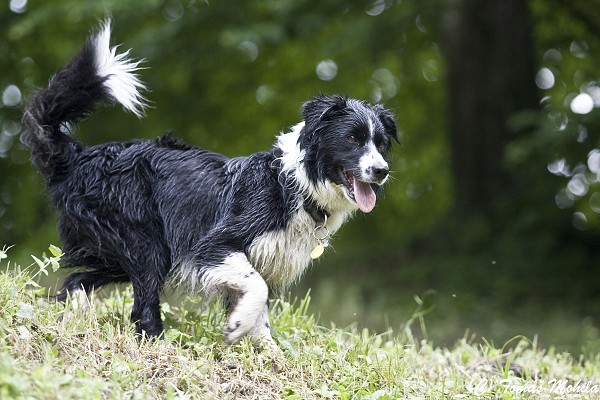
[347,135,358,144]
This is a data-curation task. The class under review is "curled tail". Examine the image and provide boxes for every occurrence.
[22,19,147,179]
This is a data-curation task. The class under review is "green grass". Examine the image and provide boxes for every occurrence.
[1,246,600,399]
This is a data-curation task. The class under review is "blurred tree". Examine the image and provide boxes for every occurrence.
[524,0,600,231]
[442,0,538,215]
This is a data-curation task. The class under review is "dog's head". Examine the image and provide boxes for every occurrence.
[299,94,398,213]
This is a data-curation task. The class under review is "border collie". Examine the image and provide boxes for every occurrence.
[22,20,397,347]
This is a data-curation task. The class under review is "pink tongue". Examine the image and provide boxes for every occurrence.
[352,177,376,213]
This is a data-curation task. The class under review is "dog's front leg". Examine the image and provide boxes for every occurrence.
[202,252,274,344]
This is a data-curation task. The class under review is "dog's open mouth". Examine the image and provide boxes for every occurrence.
[339,167,377,213]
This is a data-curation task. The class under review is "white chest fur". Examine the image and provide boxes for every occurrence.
[248,206,348,290]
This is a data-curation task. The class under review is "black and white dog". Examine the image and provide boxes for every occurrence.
[22,21,397,346]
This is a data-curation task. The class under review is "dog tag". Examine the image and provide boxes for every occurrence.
[310,243,325,259]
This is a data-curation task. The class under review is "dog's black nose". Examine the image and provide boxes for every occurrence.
[369,166,389,180]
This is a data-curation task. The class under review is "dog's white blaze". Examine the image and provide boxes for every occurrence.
[367,117,375,137]
[93,20,147,118]
[359,141,389,184]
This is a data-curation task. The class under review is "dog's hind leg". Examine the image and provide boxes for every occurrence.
[130,275,164,338]
[201,252,272,344]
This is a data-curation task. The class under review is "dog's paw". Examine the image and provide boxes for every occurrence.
[223,318,252,343]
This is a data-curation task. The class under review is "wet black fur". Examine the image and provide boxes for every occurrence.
[22,30,397,337]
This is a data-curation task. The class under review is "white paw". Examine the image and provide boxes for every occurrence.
[223,316,253,343]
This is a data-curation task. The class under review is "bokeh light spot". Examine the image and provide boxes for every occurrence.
[163,0,184,22]
[371,68,398,101]
[585,85,600,107]
[570,40,589,59]
[572,212,588,230]
[316,60,338,81]
[547,158,569,176]
[570,93,594,114]
[590,193,600,214]
[9,0,27,13]
[422,60,439,82]
[587,150,600,174]
[238,41,259,62]
[415,15,427,33]
[555,189,573,209]
[543,48,562,64]
[567,174,588,197]
[548,111,568,131]
[366,0,386,16]
[535,68,554,90]
[2,85,22,107]
[256,85,275,106]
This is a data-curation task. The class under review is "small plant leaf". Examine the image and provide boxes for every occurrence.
[48,245,63,258]
[31,255,45,269]
[16,302,34,319]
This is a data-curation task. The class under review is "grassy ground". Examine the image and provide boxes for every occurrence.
[1,246,600,399]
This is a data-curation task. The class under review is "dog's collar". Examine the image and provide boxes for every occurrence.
[303,196,329,224]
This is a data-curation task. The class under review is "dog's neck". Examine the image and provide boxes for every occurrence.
[302,195,328,224]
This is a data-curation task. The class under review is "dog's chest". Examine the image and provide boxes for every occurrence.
[248,209,345,289]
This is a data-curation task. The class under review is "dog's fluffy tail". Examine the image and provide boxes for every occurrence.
[22,19,147,178]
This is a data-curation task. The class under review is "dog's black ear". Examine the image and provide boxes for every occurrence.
[301,94,348,138]
[374,104,399,143]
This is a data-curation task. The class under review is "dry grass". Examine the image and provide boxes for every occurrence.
[2,246,600,399]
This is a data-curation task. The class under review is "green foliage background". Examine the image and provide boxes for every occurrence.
[1,0,599,352]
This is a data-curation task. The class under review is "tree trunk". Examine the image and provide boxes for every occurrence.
[442,0,538,215]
